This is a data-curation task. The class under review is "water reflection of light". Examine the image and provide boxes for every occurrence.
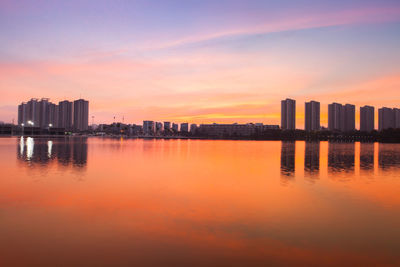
[26,137,34,160]
[19,136,24,156]
[48,141,53,158]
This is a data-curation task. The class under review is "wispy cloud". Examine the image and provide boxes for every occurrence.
[129,6,400,53]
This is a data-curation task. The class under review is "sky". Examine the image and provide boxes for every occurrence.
[0,0,400,128]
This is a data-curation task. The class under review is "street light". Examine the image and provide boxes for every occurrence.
[21,123,24,136]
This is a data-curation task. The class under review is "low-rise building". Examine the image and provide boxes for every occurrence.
[197,123,279,137]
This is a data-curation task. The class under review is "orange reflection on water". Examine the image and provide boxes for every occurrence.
[0,138,400,266]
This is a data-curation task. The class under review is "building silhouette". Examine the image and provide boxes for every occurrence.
[49,102,59,128]
[343,104,355,132]
[378,107,395,131]
[395,108,400,129]
[58,100,73,130]
[360,106,375,132]
[328,103,343,131]
[27,98,40,126]
[164,122,171,131]
[143,121,155,135]
[18,98,59,129]
[155,122,163,133]
[305,101,320,131]
[190,124,198,133]
[172,123,179,132]
[38,98,50,128]
[281,98,296,130]
[328,103,355,132]
[73,99,89,131]
[18,98,89,131]
[17,102,28,125]
[197,123,277,137]
[180,123,189,133]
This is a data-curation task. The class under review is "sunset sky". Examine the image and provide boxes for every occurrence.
[1,0,400,127]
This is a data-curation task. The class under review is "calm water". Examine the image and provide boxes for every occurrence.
[1,137,400,266]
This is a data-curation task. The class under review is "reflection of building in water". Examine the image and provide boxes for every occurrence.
[360,143,374,171]
[281,141,295,176]
[57,138,72,165]
[305,142,320,174]
[328,142,355,173]
[72,137,88,166]
[17,137,53,164]
[17,137,88,168]
[378,144,400,170]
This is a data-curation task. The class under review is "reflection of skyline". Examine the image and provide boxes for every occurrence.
[360,143,374,171]
[18,137,88,167]
[328,142,355,173]
[305,142,320,174]
[278,141,400,179]
[281,141,295,176]
[378,144,400,171]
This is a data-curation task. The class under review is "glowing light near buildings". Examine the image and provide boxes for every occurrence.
[47,141,53,158]
[26,137,34,160]
[19,136,24,156]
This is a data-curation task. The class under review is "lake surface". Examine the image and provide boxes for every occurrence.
[1,137,400,266]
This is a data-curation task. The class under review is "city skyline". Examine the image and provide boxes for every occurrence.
[14,97,400,133]
[1,0,400,126]
[18,98,89,131]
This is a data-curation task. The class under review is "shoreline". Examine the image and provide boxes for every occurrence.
[1,134,399,143]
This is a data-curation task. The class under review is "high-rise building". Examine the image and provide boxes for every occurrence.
[48,103,59,128]
[143,121,155,135]
[360,106,374,132]
[18,102,27,125]
[38,98,51,128]
[190,124,198,133]
[172,123,179,132]
[394,108,400,129]
[343,104,355,132]
[379,107,395,131]
[155,122,163,133]
[305,101,320,131]
[281,98,296,130]
[328,103,355,132]
[328,103,343,131]
[59,100,73,130]
[73,99,89,131]
[180,123,189,132]
[19,98,59,129]
[164,122,171,130]
[18,98,90,131]
[26,98,40,126]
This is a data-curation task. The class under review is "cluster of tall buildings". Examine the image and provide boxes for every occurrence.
[281,98,400,132]
[378,107,400,131]
[18,98,89,131]
[328,103,355,132]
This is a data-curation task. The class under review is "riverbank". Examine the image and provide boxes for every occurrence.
[2,132,400,143]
